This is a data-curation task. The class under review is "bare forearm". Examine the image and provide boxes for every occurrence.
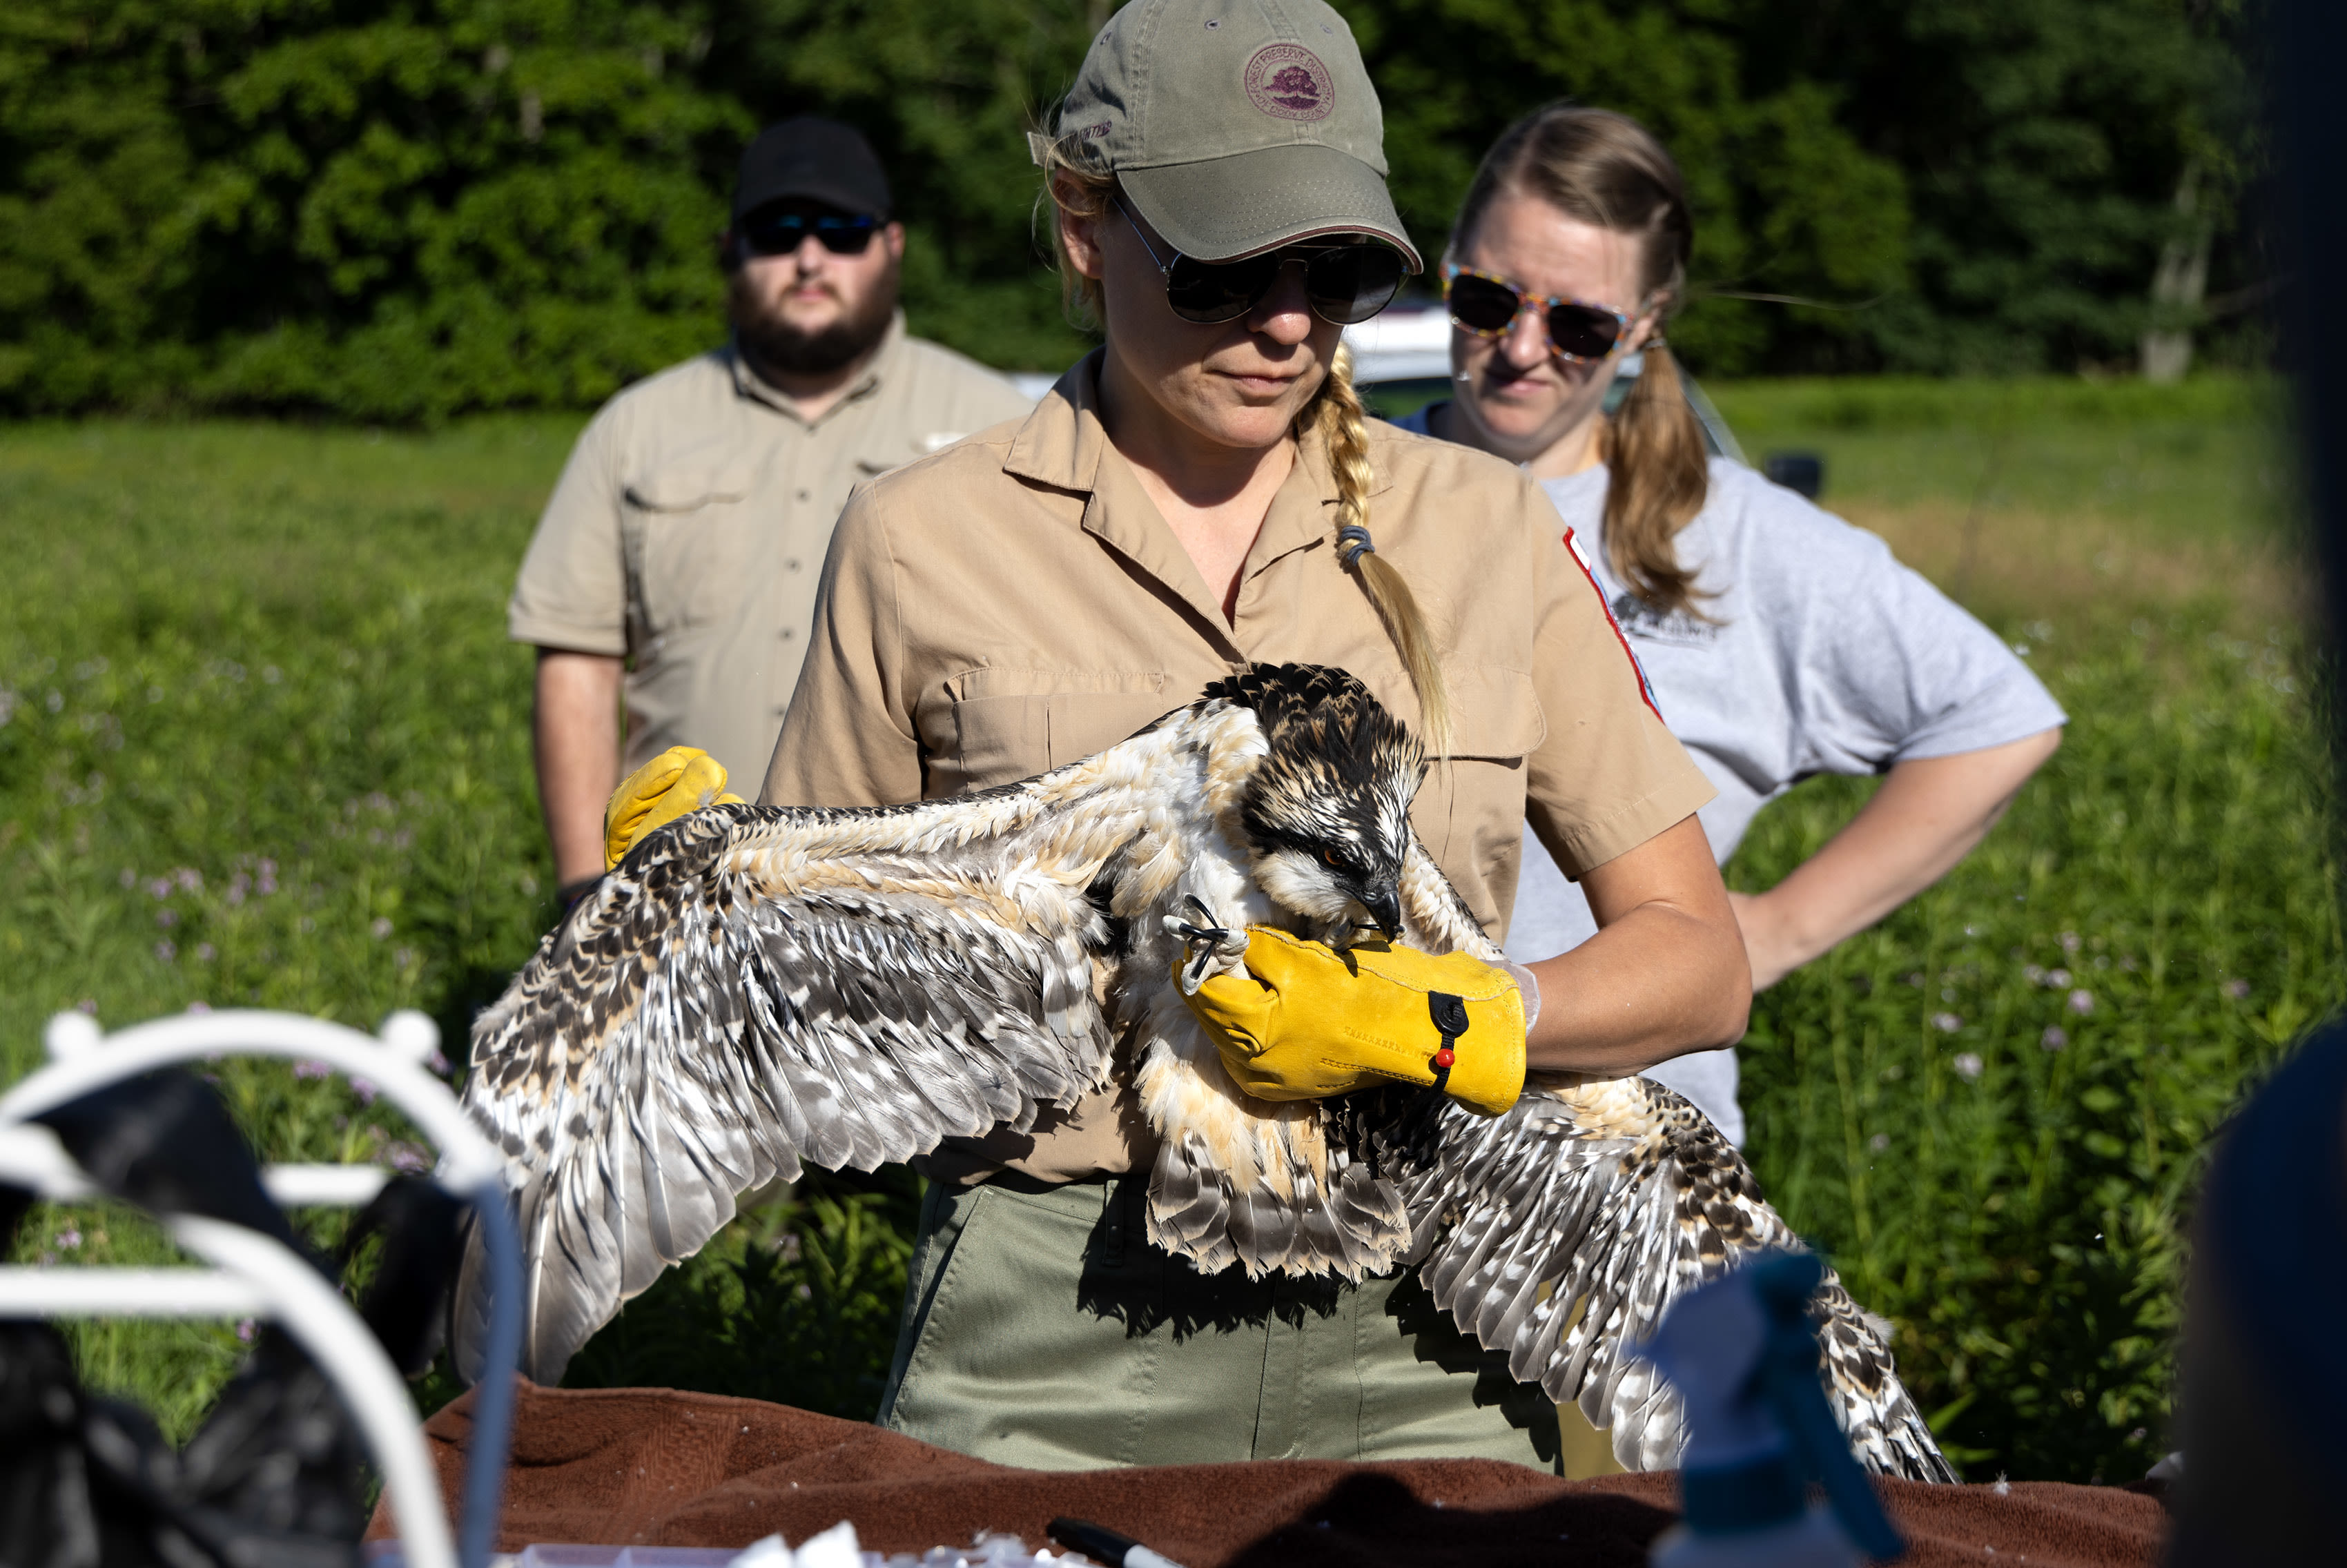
[533,649,625,888]
[1526,908,1751,1073]
[1521,815,1751,1074]
[1736,727,2062,988]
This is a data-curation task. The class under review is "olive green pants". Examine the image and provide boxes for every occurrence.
[876,1173,1622,1476]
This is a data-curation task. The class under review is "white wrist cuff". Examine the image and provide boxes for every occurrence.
[1503,961,1541,1032]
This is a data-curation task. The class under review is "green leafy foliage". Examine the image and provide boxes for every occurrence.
[0,1,2254,412]
[0,413,925,1434]
[1750,0,2256,372]
[0,0,749,420]
[1352,0,1913,373]
[1735,614,2337,1483]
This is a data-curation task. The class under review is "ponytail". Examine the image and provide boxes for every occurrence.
[1598,342,1710,617]
[1305,346,1453,756]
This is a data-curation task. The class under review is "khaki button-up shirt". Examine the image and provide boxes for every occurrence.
[763,351,1714,1182]
[508,315,1035,783]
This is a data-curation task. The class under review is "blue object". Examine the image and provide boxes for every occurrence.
[1744,1254,1904,1561]
[1648,1251,1905,1562]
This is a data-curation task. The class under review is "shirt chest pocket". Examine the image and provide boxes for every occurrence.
[621,458,767,640]
[1444,666,1548,764]
[942,671,1179,794]
[1354,664,1547,767]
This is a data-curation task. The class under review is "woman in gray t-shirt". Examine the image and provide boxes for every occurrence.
[1396,106,2064,1144]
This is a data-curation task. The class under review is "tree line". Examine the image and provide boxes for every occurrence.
[0,0,2252,421]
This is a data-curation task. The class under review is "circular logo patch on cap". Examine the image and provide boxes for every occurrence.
[1244,43,1334,122]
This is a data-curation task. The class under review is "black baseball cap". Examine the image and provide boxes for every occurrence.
[732,117,893,222]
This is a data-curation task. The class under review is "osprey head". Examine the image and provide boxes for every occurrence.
[1205,663,1425,941]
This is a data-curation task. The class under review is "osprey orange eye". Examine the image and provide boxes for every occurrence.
[1322,847,1350,871]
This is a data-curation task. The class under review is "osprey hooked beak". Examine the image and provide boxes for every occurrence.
[1361,881,1402,942]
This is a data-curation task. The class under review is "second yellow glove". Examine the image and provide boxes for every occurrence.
[603,746,745,870]
[1178,928,1528,1116]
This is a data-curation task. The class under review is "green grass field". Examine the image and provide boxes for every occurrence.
[0,375,2331,1483]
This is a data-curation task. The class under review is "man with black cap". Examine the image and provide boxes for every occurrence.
[510,116,1031,905]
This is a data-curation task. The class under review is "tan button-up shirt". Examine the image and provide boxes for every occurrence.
[508,315,1035,783]
[763,351,1713,1182]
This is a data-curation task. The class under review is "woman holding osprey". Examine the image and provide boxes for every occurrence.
[598,0,1749,1473]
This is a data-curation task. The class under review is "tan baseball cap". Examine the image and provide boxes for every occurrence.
[1046,0,1422,271]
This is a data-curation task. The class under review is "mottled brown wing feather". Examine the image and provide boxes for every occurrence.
[451,801,1113,1384]
[1386,1081,1954,1480]
[1391,841,1953,1480]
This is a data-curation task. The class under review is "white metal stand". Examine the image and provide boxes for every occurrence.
[0,1007,526,1568]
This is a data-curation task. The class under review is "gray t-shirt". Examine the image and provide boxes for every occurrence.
[1393,409,2067,1141]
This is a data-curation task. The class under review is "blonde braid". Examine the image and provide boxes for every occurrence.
[1306,346,1452,756]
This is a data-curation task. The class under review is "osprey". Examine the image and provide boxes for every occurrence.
[453,663,1952,1480]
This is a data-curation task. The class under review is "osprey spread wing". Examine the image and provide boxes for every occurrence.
[453,663,1952,1480]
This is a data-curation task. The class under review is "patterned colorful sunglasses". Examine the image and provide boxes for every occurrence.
[1442,264,1633,363]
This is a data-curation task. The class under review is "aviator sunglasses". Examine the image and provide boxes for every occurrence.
[1117,202,1407,326]
[1443,264,1634,363]
[739,202,880,257]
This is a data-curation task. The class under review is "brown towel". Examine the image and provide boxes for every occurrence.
[369,1382,2163,1567]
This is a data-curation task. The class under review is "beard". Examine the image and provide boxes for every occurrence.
[730,266,899,377]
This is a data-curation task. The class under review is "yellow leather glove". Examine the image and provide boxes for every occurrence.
[603,746,744,870]
[1178,928,1528,1115]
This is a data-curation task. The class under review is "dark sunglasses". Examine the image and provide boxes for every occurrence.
[739,204,880,257]
[1117,203,1407,326]
[1443,264,1633,362]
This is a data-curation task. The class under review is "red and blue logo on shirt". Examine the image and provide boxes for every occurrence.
[1561,527,1664,723]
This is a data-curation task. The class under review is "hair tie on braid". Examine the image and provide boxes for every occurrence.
[1302,346,1452,757]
